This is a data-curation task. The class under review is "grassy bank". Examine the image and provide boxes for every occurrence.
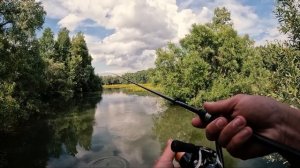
[103,83,162,92]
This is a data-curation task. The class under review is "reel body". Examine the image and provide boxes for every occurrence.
[171,140,223,168]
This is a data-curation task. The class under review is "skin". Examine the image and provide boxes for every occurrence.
[192,94,300,162]
[153,139,184,168]
[153,139,175,168]
[154,94,300,167]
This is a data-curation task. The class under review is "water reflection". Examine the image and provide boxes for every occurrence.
[0,90,289,168]
[0,93,101,168]
[46,91,164,168]
[91,91,163,167]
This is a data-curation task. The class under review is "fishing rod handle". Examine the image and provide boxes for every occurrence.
[252,132,300,158]
[196,109,217,124]
[205,113,300,158]
[171,140,198,153]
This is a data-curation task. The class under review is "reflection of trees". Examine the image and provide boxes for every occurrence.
[152,105,237,168]
[153,105,213,147]
[0,93,101,168]
[0,123,51,168]
[48,108,95,157]
[47,93,102,157]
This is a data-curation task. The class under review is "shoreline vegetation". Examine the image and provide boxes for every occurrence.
[103,83,162,92]
[0,1,102,132]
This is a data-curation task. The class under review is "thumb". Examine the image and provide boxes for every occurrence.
[160,139,175,161]
[154,139,175,168]
[204,95,239,115]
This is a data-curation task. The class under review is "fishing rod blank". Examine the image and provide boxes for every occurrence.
[114,74,213,123]
[112,74,300,159]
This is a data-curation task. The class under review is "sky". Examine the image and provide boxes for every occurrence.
[37,0,286,75]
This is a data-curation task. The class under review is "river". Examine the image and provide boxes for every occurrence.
[0,89,288,168]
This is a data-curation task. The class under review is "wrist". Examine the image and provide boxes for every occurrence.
[281,105,300,150]
[280,104,300,166]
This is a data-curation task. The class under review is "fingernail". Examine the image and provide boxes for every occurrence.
[231,117,244,128]
[215,118,226,128]
[240,128,252,139]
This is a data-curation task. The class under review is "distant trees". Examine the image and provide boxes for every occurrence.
[101,69,155,85]
[122,69,156,84]
[0,0,102,131]
[101,76,122,85]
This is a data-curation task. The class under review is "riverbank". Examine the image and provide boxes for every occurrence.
[103,83,162,92]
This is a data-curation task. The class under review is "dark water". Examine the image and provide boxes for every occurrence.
[0,89,288,168]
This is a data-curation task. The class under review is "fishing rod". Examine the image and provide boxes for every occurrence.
[113,74,300,161]
[113,73,213,123]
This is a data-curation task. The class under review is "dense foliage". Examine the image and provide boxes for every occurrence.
[276,0,300,48]
[272,0,300,104]
[154,7,271,106]
[110,2,300,109]
[0,0,102,131]
[150,3,298,107]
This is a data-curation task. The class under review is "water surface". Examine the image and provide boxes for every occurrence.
[0,89,288,168]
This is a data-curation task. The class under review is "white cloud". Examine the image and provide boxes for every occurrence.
[39,0,286,74]
[255,27,288,46]
[58,14,85,31]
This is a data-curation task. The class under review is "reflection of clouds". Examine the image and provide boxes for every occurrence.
[47,91,163,167]
[93,92,162,166]
[113,136,161,166]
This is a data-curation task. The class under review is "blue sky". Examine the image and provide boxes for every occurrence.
[38,0,285,75]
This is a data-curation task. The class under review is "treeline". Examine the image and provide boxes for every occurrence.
[101,69,155,84]
[0,0,102,131]
[118,2,299,107]
[40,28,102,95]
[153,4,299,107]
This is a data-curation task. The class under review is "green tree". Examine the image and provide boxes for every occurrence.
[260,44,300,105]
[39,28,73,98]
[275,0,300,48]
[68,32,101,92]
[0,0,45,131]
[154,7,271,106]
[256,0,300,105]
[55,27,71,62]
[39,27,55,59]
[212,7,233,26]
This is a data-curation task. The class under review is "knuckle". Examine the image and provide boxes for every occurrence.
[234,94,246,100]
[230,137,241,148]
[205,123,219,141]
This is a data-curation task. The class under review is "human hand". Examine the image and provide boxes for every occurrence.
[192,94,300,160]
[153,139,175,168]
